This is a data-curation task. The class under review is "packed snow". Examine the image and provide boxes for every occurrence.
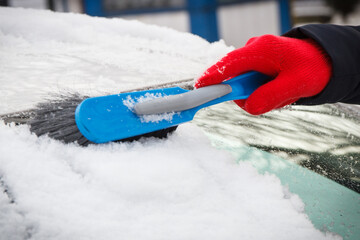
[0,7,342,240]
[122,93,177,123]
[0,7,228,114]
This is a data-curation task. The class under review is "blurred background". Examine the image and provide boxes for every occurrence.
[1,0,360,47]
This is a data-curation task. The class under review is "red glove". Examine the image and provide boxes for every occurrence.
[195,35,332,115]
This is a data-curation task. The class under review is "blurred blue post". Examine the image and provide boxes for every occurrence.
[187,0,219,42]
[278,0,292,34]
[61,0,69,12]
[83,0,104,17]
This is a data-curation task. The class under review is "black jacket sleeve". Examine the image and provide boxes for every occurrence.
[284,24,360,105]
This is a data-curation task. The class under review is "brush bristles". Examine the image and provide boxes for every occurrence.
[29,94,92,146]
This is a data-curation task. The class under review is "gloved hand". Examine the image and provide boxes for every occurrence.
[195,35,332,115]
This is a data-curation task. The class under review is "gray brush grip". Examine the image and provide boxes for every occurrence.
[134,84,232,115]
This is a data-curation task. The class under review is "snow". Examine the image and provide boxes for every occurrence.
[122,93,177,123]
[0,7,229,114]
[0,7,342,240]
[0,122,340,240]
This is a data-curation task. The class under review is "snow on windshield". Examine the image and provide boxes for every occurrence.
[0,7,341,240]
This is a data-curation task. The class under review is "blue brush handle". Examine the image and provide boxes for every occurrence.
[134,71,269,115]
[199,71,269,107]
[133,84,233,115]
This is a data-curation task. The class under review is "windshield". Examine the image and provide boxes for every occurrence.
[194,102,360,193]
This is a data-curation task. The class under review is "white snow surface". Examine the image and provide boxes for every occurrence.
[0,7,228,114]
[0,7,341,240]
[122,93,177,123]
[0,123,340,240]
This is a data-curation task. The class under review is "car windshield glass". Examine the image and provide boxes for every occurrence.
[194,102,360,193]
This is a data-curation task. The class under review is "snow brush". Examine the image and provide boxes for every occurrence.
[74,71,269,144]
[4,71,268,145]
